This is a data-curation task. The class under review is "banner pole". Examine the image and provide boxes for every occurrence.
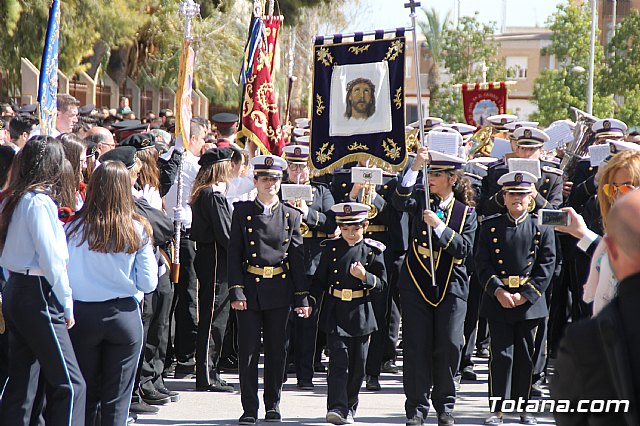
[405,0,437,288]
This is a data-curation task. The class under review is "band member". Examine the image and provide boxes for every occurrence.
[282,145,336,389]
[392,148,477,426]
[475,171,556,425]
[228,154,311,425]
[312,202,387,425]
[189,148,236,392]
[0,137,86,425]
[331,161,408,391]
[212,113,239,149]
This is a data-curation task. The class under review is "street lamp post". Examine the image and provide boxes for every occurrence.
[587,0,596,115]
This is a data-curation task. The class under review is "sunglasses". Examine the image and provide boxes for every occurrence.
[288,164,307,171]
[601,183,637,198]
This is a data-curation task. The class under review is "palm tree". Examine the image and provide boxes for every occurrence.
[418,7,451,112]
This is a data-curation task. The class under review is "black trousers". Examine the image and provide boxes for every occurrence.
[366,251,403,376]
[171,238,198,362]
[291,275,321,382]
[236,307,290,417]
[327,333,369,417]
[487,319,538,412]
[460,273,481,370]
[194,244,230,387]
[70,297,143,426]
[0,274,85,426]
[401,288,466,420]
[139,271,173,393]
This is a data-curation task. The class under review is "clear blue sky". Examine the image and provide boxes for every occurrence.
[345,0,567,33]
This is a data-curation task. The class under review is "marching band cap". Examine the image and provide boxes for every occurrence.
[293,127,310,137]
[608,139,640,155]
[199,147,234,166]
[295,118,310,129]
[212,112,239,129]
[504,121,539,135]
[295,135,310,146]
[592,118,627,139]
[78,104,95,116]
[427,151,466,172]
[250,154,288,178]
[120,133,156,151]
[498,170,538,192]
[408,117,444,131]
[18,104,37,114]
[486,114,518,130]
[331,202,370,224]
[283,145,309,163]
[513,126,550,148]
[99,146,137,169]
[445,123,476,137]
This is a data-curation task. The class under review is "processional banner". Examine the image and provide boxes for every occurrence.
[461,82,507,127]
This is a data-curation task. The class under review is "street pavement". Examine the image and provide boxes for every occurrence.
[136,354,557,426]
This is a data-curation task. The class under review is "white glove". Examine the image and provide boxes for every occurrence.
[173,206,187,223]
[143,184,163,210]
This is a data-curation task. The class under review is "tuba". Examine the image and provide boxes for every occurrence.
[362,182,378,219]
[406,127,421,153]
[468,126,494,159]
[560,107,598,180]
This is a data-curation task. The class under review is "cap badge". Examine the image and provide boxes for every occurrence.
[426,120,432,127]
[344,205,353,214]
[294,147,301,155]
[265,157,274,166]
[515,173,523,183]
[501,118,507,124]
[141,138,150,147]
[603,120,611,129]
[524,129,532,138]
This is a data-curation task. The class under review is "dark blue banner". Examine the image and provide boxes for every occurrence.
[311,30,407,175]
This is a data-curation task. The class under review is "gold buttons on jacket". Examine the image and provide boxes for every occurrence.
[284,238,289,243]
[422,231,427,236]
[498,259,504,264]
[248,228,253,233]
[250,241,255,246]
[282,274,286,279]
[342,183,347,188]
[495,249,500,254]
[333,270,338,274]
[251,253,257,258]
[492,238,498,243]
[255,277,261,283]
[247,215,252,221]
[491,227,496,233]
[285,213,290,218]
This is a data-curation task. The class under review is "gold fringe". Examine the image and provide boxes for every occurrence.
[237,127,275,156]
[309,151,408,177]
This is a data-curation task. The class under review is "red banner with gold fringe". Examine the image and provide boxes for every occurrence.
[462,82,507,127]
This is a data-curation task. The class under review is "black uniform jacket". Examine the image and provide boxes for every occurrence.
[551,273,640,426]
[392,182,477,305]
[475,212,556,322]
[311,237,387,338]
[282,182,336,276]
[228,199,309,310]
[479,160,564,217]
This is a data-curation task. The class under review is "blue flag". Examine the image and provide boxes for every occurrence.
[37,0,60,136]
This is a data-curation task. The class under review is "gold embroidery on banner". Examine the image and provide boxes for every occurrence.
[316,46,334,66]
[384,40,404,61]
[256,82,279,113]
[316,94,326,116]
[394,87,402,109]
[348,45,371,55]
[347,142,369,151]
[316,142,334,164]
[250,111,268,133]
[382,138,401,160]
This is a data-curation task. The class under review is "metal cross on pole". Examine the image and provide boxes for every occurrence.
[405,0,437,288]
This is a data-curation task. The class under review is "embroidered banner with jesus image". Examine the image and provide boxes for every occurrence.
[311,30,407,175]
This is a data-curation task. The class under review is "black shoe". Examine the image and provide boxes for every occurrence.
[405,416,424,426]
[297,380,314,390]
[155,385,180,402]
[314,361,326,372]
[365,375,381,391]
[530,383,543,397]
[437,412,455,426]
[139,388,171,405]
[162,362,175,379]
[520,415,537,425]
[238,414,256,425]
[484,415,503,425]
[326,410,348,425]
[461,366,477,381]
[219,355,239,373]
[129,401,159,415]
[195,382,235,392]
[265,410,281,422]
[381,360,400,374]
[476,348,490,358]
[174,362,195,379]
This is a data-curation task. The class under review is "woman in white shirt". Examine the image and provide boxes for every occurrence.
[65,160,157,426]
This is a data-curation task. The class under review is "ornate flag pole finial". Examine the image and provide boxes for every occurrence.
[179,0,200,40]
[405,0,437,287]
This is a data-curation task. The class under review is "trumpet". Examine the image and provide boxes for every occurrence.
[291,198,310,235]
[362,182,378,219]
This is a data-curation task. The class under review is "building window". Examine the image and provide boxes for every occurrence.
[506,56,528,80]
[406,57,412,79]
